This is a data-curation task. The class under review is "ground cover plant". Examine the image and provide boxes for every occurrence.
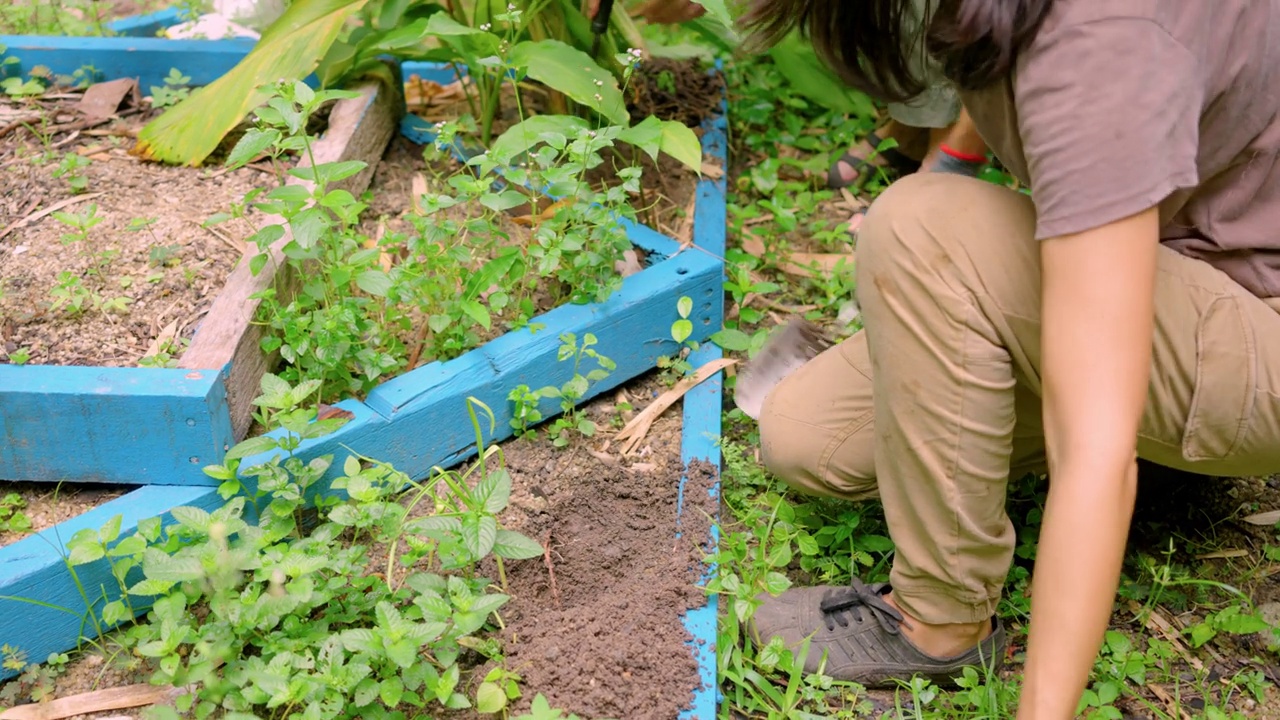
[699,39,1280,720]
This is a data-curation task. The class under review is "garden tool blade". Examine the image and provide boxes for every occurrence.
[733,319,834,420]
[590,0,616,56]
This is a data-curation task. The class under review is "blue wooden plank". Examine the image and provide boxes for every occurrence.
[0,366,234,485]
[0,34,256,89]
[106,8,186,37]
[679,80,728,720]
[0,484,223,679]
[246,250,723,482]
[0,250,720,679]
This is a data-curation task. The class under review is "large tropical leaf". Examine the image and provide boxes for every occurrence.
[508,39,629,125]
[135,0,370,166]
[767,32,877,118]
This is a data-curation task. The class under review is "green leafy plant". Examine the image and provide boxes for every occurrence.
[60,378,544,718]
[537,332,616,447]
[52,153,91,193]
[52,202,103,244]
[657,295,699,381]
[507,384,543,437]
[150,68,192,109]
[0,492,32,533]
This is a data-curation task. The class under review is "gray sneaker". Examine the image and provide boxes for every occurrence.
[747,578,1006,688]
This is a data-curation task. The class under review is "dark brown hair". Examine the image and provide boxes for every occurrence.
[740,0,1055,102]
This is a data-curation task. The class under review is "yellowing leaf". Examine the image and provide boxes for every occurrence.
[134,0,370,166]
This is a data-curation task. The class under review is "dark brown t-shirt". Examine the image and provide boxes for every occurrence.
[960,0,1280,298]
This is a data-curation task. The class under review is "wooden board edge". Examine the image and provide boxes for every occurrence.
[679,86,728,720]
[177,76,404,440]
[0,485,224,682]
[0,34,257,89]
[0,366,232,486]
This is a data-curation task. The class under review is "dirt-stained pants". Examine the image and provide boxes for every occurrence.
[758,173,1280,625]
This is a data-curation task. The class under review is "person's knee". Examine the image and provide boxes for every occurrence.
[757,388,819,484]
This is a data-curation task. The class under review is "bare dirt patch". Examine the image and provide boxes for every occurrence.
[0,95,261,367]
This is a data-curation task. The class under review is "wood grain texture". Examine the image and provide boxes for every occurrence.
[0,366,234,485]
[177,77,404,440]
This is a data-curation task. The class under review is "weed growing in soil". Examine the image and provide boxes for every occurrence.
[43,377,547,718]
[0,646,67,706]
[151,68,192,109]
[536,332,616,447]
[52,153,91,193]
[0,492,32,533]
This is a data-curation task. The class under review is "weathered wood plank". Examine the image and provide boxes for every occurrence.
[0,35,256,90]
[0,366,233,484]
[177,77,404,440]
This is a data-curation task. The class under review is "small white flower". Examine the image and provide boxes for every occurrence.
[594,79,603,87]
[481,22,491,30]
[593,93,602,101]
[508,3,516,9]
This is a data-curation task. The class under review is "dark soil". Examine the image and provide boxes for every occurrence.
[434,384,718,720]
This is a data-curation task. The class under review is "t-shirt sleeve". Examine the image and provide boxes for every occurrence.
[1014,18,1203,240]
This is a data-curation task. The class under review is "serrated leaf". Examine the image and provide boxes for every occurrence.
[475,470,512,514]
[170,506,212,533]
[226,127,280,169]
[225,435,279,461]
[492,529,543,560]
[459,299,491,330]
[135,0,371,165]
[489,115,589,165]
[710,328,750,351]
[380,676,404,707]
[355,268,392,296]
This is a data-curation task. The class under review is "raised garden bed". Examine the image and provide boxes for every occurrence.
[0,7,728,717]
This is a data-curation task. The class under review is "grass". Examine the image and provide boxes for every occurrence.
[709,47,1280,720]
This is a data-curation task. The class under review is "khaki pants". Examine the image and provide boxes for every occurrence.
[758,173,1280,626]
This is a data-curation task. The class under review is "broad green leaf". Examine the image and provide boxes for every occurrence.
[492,529,543,560]
[380,676,405,707]
[489,115,589,166]
[671,318,693,344]
[170,506,212,533]
[226,127,280,168]
[475,469,512,514]
[616,115,662,161]
[225,435,280,461]
[677,295,693,318]
[659,119,702,173]
[356,269,392,296]
[710,328,751,351]
[687,0,737,35]
[459,299,491,330]
[475,681,506,713]
[135,0,371,165]
[508,40,628,125]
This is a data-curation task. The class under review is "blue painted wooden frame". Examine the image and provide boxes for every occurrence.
[1,15,728,712]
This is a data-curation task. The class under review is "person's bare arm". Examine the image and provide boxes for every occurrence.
[1018,207,1160,719]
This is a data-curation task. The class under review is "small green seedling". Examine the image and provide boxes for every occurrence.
[52,203,102,245]
[537,332,616,447]
[52,153,91,193]
[507,383,543,437]
[150,68,191,109]
[657,295,698,381]
[0,492,32,533]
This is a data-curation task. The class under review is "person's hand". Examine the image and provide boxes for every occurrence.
[585,0,705,24]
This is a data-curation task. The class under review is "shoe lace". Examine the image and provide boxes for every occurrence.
[818,579,906,633]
